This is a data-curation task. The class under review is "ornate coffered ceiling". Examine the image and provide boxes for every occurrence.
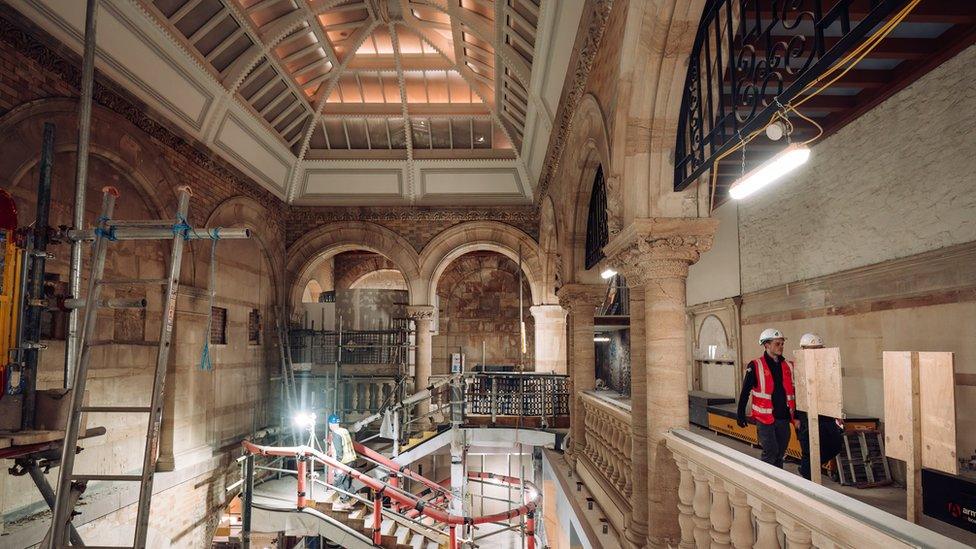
[10,0,585,206]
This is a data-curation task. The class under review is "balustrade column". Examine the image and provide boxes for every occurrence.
[691,465,712,549]
[529,304,568,373]
[557,284,606,465]
[407,305,435,423]
[709,477,732,549]
[780,514,812,549]
[674,455,695,549]
[729,487,754,549]
[605,218,717,548]
[755,503,781,549]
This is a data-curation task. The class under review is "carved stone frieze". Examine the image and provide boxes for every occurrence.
[406,305,436,320]
[535,0,615,209]
[605,217,719,282]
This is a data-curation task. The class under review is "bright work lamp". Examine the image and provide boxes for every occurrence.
[728,143,810,200]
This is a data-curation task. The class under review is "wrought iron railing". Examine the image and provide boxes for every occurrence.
[288,328,412,365]
[674,0,908,191]
[584,165,608,270]
[435,372,571,419]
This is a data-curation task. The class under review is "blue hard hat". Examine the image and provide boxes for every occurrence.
[328,414,341,425]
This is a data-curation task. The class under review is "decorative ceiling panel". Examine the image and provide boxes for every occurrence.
[15,0,582,204]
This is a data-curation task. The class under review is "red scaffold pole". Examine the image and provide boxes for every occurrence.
[372,490,383,545]
[296,456,307,509]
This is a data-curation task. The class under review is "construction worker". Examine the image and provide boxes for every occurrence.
[328,414,358,510]
[795,333,846,480]
[736,328,796,468]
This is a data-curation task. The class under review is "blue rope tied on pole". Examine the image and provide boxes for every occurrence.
[199,228,221,371]
[172,217,192,241]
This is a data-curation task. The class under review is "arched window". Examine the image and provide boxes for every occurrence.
[584,165,608,270]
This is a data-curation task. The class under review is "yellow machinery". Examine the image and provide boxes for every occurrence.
[0,188,24,396]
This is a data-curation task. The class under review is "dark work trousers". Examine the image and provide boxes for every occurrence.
[798,415,845,479]
[756,419,792,468]
[335,471,353,502]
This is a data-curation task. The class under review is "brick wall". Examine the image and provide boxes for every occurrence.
[737,44,976,294]
[287,206,539,252]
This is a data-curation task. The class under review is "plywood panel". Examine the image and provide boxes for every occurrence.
[883,351,957,475]
[918,352,957,474]
[883,351,914,463]
[793,347,843,417]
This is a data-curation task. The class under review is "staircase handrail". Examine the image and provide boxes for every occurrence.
[242,440,540,527]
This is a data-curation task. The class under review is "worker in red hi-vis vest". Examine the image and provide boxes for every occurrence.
[736,328,796,468]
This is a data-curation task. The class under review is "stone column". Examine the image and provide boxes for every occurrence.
[557,284,606,466]
[529,304,568,373]
[407,305,435,423]
[620,279,648,548]
[605,218,718,548]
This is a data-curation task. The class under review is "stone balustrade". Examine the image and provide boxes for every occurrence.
[575,391,634,537]
[666,429,968,549]
[339,376,397,417]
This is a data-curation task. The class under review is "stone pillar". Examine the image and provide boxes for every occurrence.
[605,218,717,548]
[622,281,648,548]
[529,304,568,373]
[407,305,435,422]
[557,284,605,466]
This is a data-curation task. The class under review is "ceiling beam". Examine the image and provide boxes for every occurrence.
[348,53,453,70]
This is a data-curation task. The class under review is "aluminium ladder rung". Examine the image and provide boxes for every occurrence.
[65,545,135,548]
[80,406,152,413]
[70,474,143,482]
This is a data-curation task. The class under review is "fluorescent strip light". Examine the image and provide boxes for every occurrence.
[600,268,617,280]
[729,143,810,200]
[594,336,610,342]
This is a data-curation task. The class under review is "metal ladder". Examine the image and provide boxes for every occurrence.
[45,186,250,548]
[274,308,299,444]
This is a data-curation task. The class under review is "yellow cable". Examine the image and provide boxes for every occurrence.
[707,0,919,212]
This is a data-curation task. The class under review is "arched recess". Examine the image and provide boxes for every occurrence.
[546,93,612,284]
[538,196,561,301]
[611,0,710,221]
[204,196,284,307]
[286,221,421,312]
[419,221,544,307]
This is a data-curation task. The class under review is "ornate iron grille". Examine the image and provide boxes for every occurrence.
[584,165,608,270]
[674,0,907,191]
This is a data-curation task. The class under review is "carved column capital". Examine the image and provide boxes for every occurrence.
[406,305,436,321]
[604,217,719,283]
[556,283,606,311]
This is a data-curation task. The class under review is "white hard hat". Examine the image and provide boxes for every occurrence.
[799,333,824,348]
[759,328,784,345]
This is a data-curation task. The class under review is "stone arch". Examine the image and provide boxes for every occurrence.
[539,195,561,302]
[333,253,401,290]
[546,93,612,284]
[204,195,284,306]
[419,221,544,307]
[349,269,408,291]
[612,1,710,221]
[0,99,179,219]
[286,221,421,311]
[302,279,324,302]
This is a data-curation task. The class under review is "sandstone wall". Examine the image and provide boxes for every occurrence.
[432,252,535,373]
[0,12,283,545]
